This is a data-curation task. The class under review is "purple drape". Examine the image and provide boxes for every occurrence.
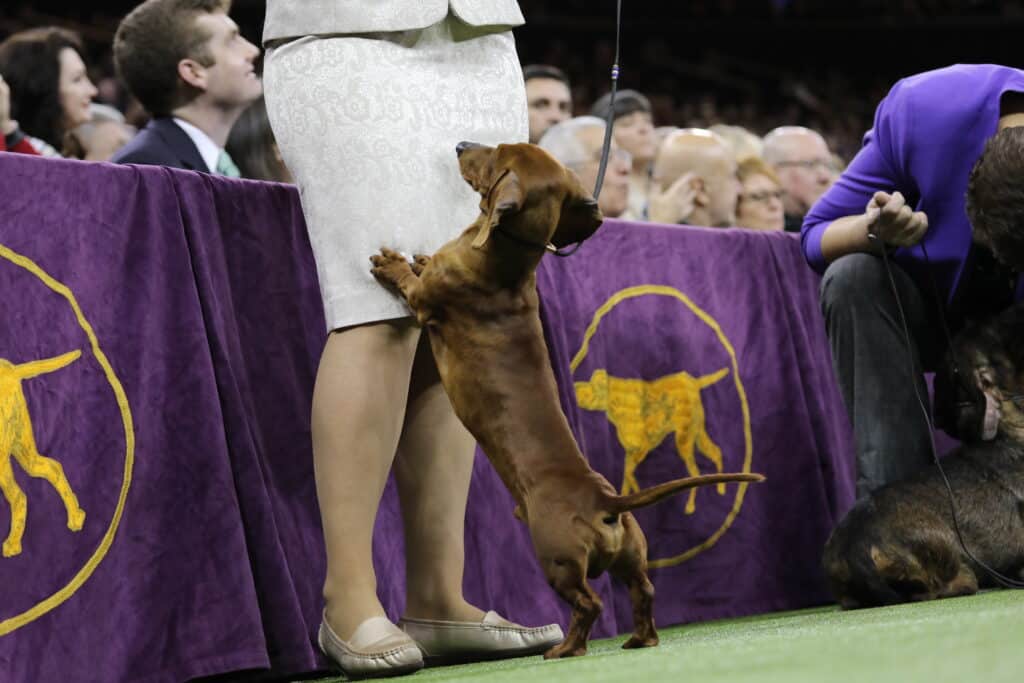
[0,154,856,682]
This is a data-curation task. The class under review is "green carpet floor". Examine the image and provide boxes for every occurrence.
[311,590,1024,683]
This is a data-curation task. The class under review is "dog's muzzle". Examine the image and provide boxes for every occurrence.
[456,141,485,157]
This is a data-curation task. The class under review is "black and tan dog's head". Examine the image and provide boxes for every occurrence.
[456,142,604,252]
[935,301,1024,442]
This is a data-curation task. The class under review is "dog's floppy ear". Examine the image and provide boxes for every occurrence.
[551,194,604,249]
[473,170,523,249]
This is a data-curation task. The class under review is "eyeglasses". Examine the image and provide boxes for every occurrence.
[739,189,785,204]
[775,158,833,172]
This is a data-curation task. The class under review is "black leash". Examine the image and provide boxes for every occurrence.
[547,0,622,259]
[872,234,1024,589]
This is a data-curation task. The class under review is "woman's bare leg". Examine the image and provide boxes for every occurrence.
[313,319,420,640]
[394,335,484,622]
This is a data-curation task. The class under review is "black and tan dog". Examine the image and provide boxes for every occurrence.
[823,302,1024,608]
[371,142,763,657]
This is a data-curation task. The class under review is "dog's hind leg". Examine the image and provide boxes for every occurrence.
[0,453,27,557]
[544,569,603,659]
[12,434,85,532]
[610,513,659,649]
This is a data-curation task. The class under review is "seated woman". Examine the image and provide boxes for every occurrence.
[0,27,98,158]
[735,157,785,231]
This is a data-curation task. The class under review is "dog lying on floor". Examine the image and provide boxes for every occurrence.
[371,142,764,658]
[823,302,1024,608]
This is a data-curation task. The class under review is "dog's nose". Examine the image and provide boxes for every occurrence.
[456,141,483,157]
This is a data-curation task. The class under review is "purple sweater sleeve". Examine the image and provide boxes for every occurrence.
[801,83,910,273]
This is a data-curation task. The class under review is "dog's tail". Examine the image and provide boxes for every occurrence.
[607,472,765,514]
[14,350,82,380]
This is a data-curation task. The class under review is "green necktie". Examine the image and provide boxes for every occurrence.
[216,150,241,178]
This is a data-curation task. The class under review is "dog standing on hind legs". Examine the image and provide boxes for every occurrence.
[371,141,764,657]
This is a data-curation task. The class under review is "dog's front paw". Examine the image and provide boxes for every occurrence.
[411,254,431,276]
[370,248,413,287]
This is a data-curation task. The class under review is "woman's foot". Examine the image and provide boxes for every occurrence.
[318,613,423,678]
[398,610,564,665]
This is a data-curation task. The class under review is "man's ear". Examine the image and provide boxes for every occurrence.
[472,170,523,248]
[177,58,207,90]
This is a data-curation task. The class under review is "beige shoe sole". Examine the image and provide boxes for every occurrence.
[400,611,564,665]
[318,618,424,679]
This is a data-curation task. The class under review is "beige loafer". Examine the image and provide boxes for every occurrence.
[318,614,424,679]
[399,610,564,664]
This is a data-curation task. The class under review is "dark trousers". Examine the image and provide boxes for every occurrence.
[820,253,941,497]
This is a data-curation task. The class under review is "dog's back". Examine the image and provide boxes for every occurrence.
[824,439,1024,608]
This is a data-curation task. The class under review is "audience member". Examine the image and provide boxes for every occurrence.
[0,27,98,157]
[538,116,630,218]
[523,64,572,144]
[709,123,764,162]
[803,64,1024,496]
[226,95,292,182]
[649,128,739,227]
[0,73,38,155]
[735,157,784,231]
[64,103,136,160]
[654,125,680,149]
[111,0,262,176]
[591,89,657,220]
[763,126,835,232]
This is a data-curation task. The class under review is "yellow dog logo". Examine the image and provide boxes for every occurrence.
[1,351,86,557]
[575,367,730,514]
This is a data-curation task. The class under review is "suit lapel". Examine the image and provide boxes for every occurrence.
[149,118,210,173]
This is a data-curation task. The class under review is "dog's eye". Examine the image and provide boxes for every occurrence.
[553,559,568,567]
[603,514,619,525]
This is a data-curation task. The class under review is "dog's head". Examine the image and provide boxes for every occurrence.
[456,142,604,251]
[935,302,1024,442]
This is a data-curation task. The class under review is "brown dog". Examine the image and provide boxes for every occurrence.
[371,142,763,658]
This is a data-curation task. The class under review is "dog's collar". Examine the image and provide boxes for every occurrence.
[483,168,588,258]
[492,226,558,253]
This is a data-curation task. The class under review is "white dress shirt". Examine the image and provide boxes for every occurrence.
[173,117,222,174]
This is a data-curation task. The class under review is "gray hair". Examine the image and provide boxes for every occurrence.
[538,116,606,167]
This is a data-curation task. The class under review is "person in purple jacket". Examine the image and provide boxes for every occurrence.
[801,64,1024,496]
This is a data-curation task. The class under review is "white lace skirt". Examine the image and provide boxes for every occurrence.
[264,16,528,331]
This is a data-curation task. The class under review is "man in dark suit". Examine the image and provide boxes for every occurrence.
[111,0,262,175]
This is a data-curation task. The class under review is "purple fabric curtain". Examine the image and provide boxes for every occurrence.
[0,153,856,683]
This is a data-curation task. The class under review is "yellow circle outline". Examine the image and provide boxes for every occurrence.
[570,285,752,569]
[0,243,135,636]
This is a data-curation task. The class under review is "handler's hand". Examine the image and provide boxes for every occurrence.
[865,191,928,247]
[648,172,698,225]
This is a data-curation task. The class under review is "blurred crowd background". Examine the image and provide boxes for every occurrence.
[3,0,1022,162]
